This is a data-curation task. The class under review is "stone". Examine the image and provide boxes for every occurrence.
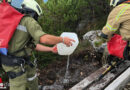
[83,30,107,53]
[42,85,64,90]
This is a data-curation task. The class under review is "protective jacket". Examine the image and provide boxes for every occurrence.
[0,1,45,90]
[102,3,130,41]
[1,16,46,90]
[8,16,46,56]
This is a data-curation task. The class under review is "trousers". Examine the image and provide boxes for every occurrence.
[2,64,38,90]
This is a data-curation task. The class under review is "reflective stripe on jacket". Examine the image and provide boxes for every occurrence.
[102,4,130,41]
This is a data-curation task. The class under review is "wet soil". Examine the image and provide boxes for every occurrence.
[38,48,103,90]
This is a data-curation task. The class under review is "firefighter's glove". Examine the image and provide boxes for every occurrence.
[100,32,108,40]
[100,32,113,41]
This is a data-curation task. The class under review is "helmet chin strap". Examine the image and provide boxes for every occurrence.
[13,7,39,21]
[30,12,38,21]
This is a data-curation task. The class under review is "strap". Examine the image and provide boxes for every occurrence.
[24,56,34,68]
[1,54,25,66]
[2,0,8,3]
[3,0,5,3]
[7,70,25,79]
[1,54,34,67]
[123,41,130,60]
[26,60,34,68]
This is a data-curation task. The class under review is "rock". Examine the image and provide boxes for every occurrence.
[83,30,101,40]
[80,72,83,76]
[42,85,64,90]
[83,30,107,53]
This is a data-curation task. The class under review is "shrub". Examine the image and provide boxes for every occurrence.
[35,0,110,67]
[37,0,110,35]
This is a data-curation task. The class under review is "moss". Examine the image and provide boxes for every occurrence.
[94,37,106,47]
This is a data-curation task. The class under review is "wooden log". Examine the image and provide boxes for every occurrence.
[70,61,130,90]
[69,66,106,90]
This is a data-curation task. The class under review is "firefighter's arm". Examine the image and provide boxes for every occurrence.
[25,17,75,47]
[101,9,120,40]
[40,34,75,46]
[35,43,57,53]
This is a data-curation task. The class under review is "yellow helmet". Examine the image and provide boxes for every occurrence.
[110,0,127,6]
[10,0,42,16]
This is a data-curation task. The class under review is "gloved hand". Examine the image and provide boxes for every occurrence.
[100,32,108,39]
[100,32,113,41]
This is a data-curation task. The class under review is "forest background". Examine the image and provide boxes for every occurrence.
[35,0,110,68]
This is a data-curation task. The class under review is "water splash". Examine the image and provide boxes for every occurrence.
[63,55,71,84]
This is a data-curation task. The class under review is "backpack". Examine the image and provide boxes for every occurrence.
[107,34,127,59]
[0,0,24,66]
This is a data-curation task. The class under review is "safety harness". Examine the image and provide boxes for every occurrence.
[1,45,37,79]
[3,56,34,79]
[1,39,37,79]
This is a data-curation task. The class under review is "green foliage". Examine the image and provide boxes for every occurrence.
[37,0,110,35]
[37,0,86,35]
[94,36,107,47]
[35,0,110,68]
[35,51,63,69]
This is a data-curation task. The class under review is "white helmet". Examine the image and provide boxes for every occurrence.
[110,0,127,7]
[11,0,42,16]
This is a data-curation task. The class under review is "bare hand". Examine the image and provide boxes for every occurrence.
[63,37,75,47]
[52,45,58,53]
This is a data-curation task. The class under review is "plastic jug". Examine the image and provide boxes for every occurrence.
[57,32,79,55]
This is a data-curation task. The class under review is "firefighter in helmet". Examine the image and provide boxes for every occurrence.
[101,0,130,40]
[1,0,74,90]
[101,0,130,64]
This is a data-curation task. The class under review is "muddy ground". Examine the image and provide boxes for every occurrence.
[1,47,130,90]
[38,48,102,90]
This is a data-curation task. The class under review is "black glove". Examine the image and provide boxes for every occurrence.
[100,32,108,39]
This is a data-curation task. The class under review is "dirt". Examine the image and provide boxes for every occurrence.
[1,47,129,90]
[38,48,103,90]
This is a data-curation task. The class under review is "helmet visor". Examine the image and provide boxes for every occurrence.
[11,0,24,8]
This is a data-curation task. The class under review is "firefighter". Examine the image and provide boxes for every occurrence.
[100,0,130,65]
[1,0,74,90]
[101,0,130,41]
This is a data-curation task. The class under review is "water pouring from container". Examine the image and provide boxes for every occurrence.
[56,32,79,84]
